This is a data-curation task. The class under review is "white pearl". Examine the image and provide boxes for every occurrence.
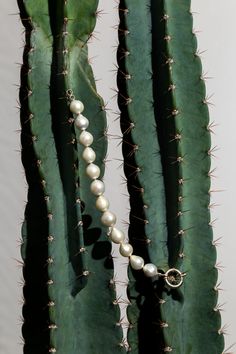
[143,263,158,277]
[130,255,144,270]
[79,131,93,147]
[90,180,105,196]
[75,114,89,130]
[95,195,109,212]
[109,227,125,244]
[82,147,96,163]
[86,163,100,179]
[101,211,117,227]
[119,243,133,257]
[70,100,84,114]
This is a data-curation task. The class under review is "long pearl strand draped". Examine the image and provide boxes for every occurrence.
[69,96,185,289]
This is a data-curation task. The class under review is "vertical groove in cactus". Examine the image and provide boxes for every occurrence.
[18,0,124,352]
[117,1,169,352]
[150,0,225,352]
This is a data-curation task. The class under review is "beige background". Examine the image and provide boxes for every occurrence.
[0,0,235,352]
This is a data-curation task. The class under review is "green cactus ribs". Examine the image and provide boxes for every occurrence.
[117,0,170,352]
[18,0,124,353]
[48,0,86,296]
[17,0,226,352]
[151,0,225,352]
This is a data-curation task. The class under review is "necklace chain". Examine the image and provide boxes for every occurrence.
[67,90,186,289]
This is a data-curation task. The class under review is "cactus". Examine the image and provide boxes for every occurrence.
[118,0,225,353]
[117,1,169,352]
[17,0,225,353]
[18,0,124,353]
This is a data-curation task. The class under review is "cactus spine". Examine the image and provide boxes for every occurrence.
[18,0,225,353]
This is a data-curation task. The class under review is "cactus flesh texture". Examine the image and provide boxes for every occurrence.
[18,0,225,353]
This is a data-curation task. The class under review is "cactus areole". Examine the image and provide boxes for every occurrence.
[18,0,225,353]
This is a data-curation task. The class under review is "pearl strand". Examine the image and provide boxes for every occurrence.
[69,97,185,288]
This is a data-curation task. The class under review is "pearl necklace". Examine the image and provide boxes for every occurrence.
[67,91,185,289]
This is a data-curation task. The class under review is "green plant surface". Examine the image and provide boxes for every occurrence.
[117,0,169,352]
[19,0,124,352]
[151,0,225,353]
[17,0,225,352]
